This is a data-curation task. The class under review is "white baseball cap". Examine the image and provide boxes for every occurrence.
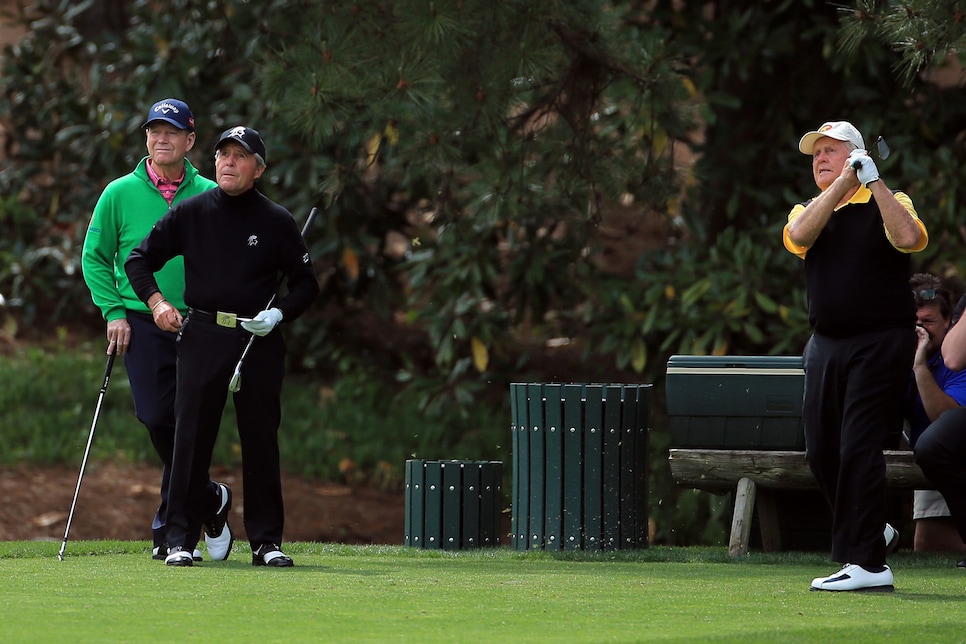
[798,121,865,154]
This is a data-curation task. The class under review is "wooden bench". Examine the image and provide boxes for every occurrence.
[668,449,932,557]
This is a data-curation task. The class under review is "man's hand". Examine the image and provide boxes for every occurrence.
[241,307,283,336]
[150,295,183,333]
[106,318,131,356]
[848,149,879,186]
[913,325,930,369]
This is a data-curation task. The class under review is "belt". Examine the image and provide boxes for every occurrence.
[187,308,252,329]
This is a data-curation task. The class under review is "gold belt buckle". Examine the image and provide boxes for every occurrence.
[216,311,237,328]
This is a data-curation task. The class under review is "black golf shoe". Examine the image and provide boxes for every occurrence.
[252,542,294,567]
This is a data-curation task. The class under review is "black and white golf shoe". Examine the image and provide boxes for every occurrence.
[164,546,195,567]
[252,542,294,567]
[204,483,234,561]
[809,563,894,592]
[883,523,899,555]
[153,545,202,562]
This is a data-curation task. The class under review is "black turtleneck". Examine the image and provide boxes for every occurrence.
[126,187,319,320]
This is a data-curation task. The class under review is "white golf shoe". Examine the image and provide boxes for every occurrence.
[810,563,894,592]
[884,523,899,554]
[204,483,233,561]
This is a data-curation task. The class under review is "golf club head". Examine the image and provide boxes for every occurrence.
[228,367,242,393]
[851,136,890,170]
[875,135,890,160]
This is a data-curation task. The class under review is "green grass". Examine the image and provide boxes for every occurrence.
[2,543,964,642]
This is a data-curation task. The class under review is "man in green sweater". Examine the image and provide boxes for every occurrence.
[81,98,232,562]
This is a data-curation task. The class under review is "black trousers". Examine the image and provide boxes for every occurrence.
[803,327,915,567]
[125,312,209,551]
[915,407,966,543]
[165,316,286,551]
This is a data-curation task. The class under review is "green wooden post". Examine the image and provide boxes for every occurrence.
[543,383,564,550]
[479,462,501,546]
[510,384,522,549]
[562,384,584,549]
[619,386,649,548]
[526,383,546,549]
[404,459,424,547]
[602,385,623,550]
[583,385,604,551]
[461,462,482,548]
[618,387,640,548]
[442,461,462,550]
[424,462,443,549]
[513,384,530,550]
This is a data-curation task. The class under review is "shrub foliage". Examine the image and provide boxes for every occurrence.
[4,1,966,546]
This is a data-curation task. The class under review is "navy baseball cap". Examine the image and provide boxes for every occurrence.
[215,126,267,162]
[141,98,195,131]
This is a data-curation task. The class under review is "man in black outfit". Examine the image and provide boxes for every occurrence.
[126,126,320,567]
[784,121,928,592]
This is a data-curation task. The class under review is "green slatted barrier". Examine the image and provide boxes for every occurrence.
[404,460,503,549]
[510,383,652,551]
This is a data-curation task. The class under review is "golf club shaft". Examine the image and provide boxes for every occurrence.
[58,351,116,560]
[228,206,319,392]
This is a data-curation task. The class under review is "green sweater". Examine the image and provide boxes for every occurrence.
[82,157,217,321]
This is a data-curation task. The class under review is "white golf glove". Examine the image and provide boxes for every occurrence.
[848,149,879,186]
[241,307,283,336]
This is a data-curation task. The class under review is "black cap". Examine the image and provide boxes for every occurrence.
[215,126,267,162]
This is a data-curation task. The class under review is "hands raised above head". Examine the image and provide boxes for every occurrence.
[847,149,879,186]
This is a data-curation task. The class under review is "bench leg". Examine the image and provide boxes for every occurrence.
[729,477,757,557]
[756,489,782,552]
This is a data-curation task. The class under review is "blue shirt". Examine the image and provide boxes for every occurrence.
[906,351,966,447]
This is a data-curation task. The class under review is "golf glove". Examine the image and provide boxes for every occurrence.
[848,149,879,186]
[242,307,283,336]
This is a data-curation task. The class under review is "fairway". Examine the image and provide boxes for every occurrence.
[1,543,965,642]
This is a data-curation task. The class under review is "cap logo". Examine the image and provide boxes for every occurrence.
[228,126,247,140]
[819,124,832,132]
[155,102,181,115]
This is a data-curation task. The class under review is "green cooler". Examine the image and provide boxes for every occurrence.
[665,355,805,450]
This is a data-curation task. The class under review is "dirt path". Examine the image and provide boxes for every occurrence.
[0,461,405,546]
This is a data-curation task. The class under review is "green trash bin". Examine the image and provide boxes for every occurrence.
[510,383,651,551]
[404,459,503,549]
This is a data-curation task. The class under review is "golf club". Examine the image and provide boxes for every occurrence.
[58,351,116,560]
[228,205,319,393]
[851,135,890,170]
